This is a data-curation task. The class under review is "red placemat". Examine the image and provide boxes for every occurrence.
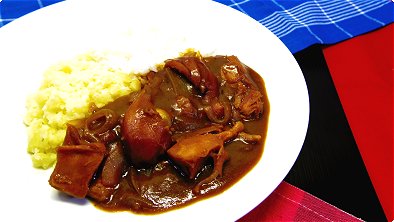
[238,181,363,221]
[323,24,393,221]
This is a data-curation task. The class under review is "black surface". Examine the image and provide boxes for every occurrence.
[284,45,387,222]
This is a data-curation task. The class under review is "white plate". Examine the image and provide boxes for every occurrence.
[0,0,309,221]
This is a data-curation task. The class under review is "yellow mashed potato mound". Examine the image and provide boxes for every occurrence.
[24,52,142,169]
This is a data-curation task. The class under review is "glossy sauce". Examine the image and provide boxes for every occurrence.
[89,56,270,214]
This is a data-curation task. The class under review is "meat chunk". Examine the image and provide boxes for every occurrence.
[168,134,223,179]
[165,56,232,124]
[86,141,125,202]
[221,56,264,120]
[100,141,126,187]
[165,56,219,102]
[122,87,172,168]
[234,89,264,119]
[167,121,244,193]
[49,143,106,198]
[174,96,198,118]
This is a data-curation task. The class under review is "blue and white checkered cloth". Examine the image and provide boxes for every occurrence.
[0,0,393,53]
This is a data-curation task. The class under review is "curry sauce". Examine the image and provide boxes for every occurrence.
[49,55,270,214]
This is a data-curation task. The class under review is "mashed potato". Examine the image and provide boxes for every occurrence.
[24,51,143,169]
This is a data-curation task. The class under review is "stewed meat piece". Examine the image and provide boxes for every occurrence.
[50,111,123,200]
[165,56,219,102]
[165,56,232,124]
[122,73,172,168]
[49,143,106,198]
[100,141,126,187]
[87,141,126,202]
[167,121,244,193]
[122,92,172,167]
[221,56,264,120]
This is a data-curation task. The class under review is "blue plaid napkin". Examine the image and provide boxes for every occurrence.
[217,0,393,53]
[0,0,393,53]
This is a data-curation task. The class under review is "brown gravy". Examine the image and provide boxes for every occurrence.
[50,55,270,215]
[93,56,269,214]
